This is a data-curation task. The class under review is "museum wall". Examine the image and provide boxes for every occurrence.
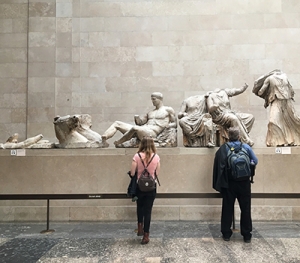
[1,148,300,221]
[1,0,300,147]
[0,0,28,140]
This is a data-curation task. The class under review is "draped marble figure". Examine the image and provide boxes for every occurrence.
[253,69,300,147]
[205,83,255,146]
[178,95,215,147]
[102,92,177,147]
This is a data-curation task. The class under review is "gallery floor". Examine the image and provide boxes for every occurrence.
[0,220,300,263]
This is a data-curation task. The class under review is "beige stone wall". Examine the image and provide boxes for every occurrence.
[0,0,28,140]
[1,0,300,146]
[1,147,300,221]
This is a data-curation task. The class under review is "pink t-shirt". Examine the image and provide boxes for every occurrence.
[133,152,160,179]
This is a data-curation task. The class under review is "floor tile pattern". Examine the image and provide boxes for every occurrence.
[0,221,299,263]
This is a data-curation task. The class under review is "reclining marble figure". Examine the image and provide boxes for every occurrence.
[0,133,53,149]
[102,92,177,147]
[178,94,215,147]
[205,83,255,146]
[53,114,107,148]
[253,69,300,146]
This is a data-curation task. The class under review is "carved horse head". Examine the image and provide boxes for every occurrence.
[53,115,88,146]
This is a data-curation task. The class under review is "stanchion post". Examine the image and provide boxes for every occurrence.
[232,206,240,232]
[232,207,235,229]
[40,199,55,234]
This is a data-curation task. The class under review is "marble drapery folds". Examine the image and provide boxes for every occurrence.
[253,69,300,146]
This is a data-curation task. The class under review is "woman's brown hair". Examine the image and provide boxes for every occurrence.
[138,136,156,163]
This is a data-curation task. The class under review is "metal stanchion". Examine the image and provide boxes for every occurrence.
[232,206,239,232]
[40,199,55,234]
[232,207,235,230]
[0,192,299,234]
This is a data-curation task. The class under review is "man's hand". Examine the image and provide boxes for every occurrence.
[244,83,248,89]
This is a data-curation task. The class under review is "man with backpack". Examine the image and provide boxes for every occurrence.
[213,127,258,243]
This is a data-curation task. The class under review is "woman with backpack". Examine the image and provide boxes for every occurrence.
[129,136,160,245]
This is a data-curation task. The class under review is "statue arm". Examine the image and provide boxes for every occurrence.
[134,114,148,126]
[178,101,187,119]
[258,77,270,96]
[226,83,248,97]
[167,107,177,129]
[289,81,295,98]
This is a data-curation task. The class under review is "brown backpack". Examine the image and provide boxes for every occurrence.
[137,153,160,192]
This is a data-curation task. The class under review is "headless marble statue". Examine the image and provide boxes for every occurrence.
[205,83,255,146]
[253,69,300,146]
[178,95,215,147]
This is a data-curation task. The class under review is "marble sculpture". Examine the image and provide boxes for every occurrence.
[0,133,54,149]
[53,114,108,148]
[253,69,300,146]
[205,83,255,146]
[178,83,254,147]
[102,92,177,147]
[178,95,215,147]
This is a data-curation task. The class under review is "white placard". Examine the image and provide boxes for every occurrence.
[17,149,26,156]
[281,147,291,154]
[10,149,26,156]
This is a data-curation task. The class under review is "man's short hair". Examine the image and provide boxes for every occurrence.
[228,127,240,141]
[151,92,163,100]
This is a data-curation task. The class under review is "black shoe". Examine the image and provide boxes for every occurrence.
[244,238,251,243]
[222,236,230,241]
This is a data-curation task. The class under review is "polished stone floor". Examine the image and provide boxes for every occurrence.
[0,221,300,263]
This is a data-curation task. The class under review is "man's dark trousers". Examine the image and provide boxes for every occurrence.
[221,180,252,240]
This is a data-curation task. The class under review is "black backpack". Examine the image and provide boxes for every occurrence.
[226,142,251,181]
[137,153,160,192]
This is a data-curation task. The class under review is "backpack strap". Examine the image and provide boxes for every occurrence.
[238,141,243,151]
[137,153,160,186]
[155,171,161,186]
[226,142,233,154]
[225,142,230,150]
[226,142,243,153]
[137,152,156,168]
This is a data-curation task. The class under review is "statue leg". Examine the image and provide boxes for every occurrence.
[236,113,255,133]
[114,126,156,145]
[205,118,215,147]
[230,115,254,146]
[3,134,43,149]
[179,118,192,134]
[22,134,43,147]
[102,121,132,140]
[206,130,215,147]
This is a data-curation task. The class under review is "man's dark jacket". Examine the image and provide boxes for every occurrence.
[213,144,229,192]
